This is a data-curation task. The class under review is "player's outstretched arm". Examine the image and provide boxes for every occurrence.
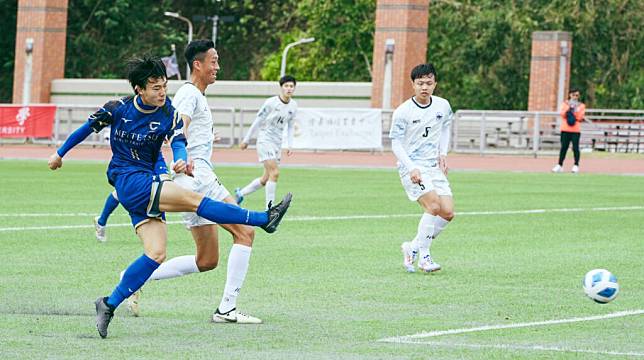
[241,101,270,148]
[49,100,117,170]
[48,122,94,170]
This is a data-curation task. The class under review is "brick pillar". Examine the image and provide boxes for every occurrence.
[527,31,572,111]
[371,0,429,109]
[12,0,69,104]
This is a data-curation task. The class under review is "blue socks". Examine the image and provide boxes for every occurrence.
[97,193,120,226]
[196,198,268,226]
[106,254,160,308]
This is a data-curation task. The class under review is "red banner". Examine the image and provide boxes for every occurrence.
[0,104,56,138]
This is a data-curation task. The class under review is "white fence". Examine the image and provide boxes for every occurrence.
[2,106,643,155]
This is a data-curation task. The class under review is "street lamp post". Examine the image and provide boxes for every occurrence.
[211,15,219,47]
[22,38,34,106]
[164,11,193,79]
[280,37,315,78]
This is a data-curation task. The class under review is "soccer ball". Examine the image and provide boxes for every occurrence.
[583,269,619,303]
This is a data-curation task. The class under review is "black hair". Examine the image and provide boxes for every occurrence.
[126,55,166,93]
[410,63,438,82]
[279,75,296,86]
[185,39,215,71]
[569,88,580,94]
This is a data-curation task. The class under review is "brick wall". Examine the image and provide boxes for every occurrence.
[371,0,429,109]
[12,0,69,104]
[527,31,572,111]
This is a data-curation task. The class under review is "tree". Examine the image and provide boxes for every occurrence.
[65,0,183,79]
[0,1,17,103]
[259,0,376,81]
[2,0,641,110]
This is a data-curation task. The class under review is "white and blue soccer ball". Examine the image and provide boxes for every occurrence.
[583,269,619,303]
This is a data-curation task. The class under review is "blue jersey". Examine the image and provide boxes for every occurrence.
[87,95,185,184]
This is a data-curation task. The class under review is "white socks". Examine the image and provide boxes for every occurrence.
[218,244,252,313]
[117,245,254,314]
[414,213,436,259]
[265,181,277,209]
[148,255,199,281]
[411,215,451,252]
[240,178,277,208]
[433,216,449,238]
[240,178,263,196]
[121,255,200,282]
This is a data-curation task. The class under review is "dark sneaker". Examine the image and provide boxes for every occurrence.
[260,193,292,233]
[95,296,115,339]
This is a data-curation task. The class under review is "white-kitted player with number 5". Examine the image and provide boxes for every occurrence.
[389,63,455,274]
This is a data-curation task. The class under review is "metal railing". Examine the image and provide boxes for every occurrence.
[3,105,643,156]
[6,105,238,148]
[452,109,644,156]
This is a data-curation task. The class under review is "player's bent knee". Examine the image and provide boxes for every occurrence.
[196,258,218,272]
[233,226,255,247]
[442,210,455,221]
[260,174,269,185]
[147,250,166,264]
[270,169,280,181]
[426,203,441,215]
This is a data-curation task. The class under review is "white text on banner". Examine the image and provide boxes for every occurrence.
[284,108,382,150]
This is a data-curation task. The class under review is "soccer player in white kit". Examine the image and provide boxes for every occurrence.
[236,75,297,208]
[122,40,261,323]
[389,63,455,273]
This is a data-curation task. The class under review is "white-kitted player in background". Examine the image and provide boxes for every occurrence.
[236,75,298,208]
[389,63,455,273]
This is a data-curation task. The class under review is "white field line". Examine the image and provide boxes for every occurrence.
[378,309,644,344]
[396,340,644,357]
[1,205,644,232]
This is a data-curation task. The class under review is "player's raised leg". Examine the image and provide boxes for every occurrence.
[158,181,291,233]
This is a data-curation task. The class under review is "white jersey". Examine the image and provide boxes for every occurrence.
[173,83,214,166]
[243,96,297,147]
[389,96,453,173]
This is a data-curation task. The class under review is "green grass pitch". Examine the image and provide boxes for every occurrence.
[1,160,643,359]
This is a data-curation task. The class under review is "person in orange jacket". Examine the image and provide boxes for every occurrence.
[552,88,586,173]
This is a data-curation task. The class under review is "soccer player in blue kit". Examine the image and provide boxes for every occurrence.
[48,56,292,338]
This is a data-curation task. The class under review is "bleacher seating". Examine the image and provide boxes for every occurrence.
[581,122,643,153]
[452,110,644,154]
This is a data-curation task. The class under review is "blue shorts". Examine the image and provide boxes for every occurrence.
[114,171,168,228]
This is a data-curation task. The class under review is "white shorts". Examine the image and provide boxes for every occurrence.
[173,160,231,228]
[399,165,452,201]
[257,142,281,163]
